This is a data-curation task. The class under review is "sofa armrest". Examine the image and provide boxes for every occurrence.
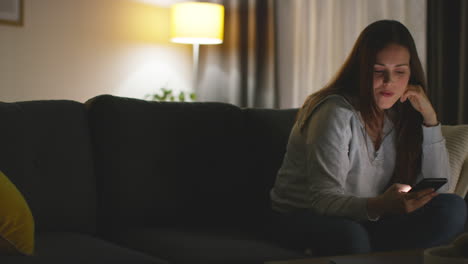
[455,157,468,198]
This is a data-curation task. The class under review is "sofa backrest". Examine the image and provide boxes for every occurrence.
[0,100,96,234]
[242,108,298,225]
[87,95,251,230]
[87,95,298,232]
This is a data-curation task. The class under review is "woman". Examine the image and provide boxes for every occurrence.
[269,20,467,256]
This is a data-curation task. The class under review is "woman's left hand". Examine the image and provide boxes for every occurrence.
[400,84,438,126]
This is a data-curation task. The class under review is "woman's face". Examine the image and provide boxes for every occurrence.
[373,44,411,110]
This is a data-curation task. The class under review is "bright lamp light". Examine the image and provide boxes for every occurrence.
[170,2,224,45]
[170,2,225,94]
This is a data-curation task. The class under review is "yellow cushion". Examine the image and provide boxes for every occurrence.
[0,170,34,255]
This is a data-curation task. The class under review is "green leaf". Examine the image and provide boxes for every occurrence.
[178,92,186,102]
[190,93,197,101]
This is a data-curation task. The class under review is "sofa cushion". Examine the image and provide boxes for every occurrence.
[87,95,249,230]
[0,100,96,234]
[35,232,165,262]
[17,232,164,263]
[0,170,34,256]
[242,108,298,224]
[105,227,303,264]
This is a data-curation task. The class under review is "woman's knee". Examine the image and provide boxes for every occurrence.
[430,194,467,215]
[327,219,371,255]
[427,194,467,232]
[271,211,371,256]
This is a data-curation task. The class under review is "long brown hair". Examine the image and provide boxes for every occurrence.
[297,20,427,185]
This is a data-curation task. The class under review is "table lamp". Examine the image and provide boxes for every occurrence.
[170,2,225,93]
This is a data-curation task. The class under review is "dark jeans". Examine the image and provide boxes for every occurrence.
[268,194,467,257]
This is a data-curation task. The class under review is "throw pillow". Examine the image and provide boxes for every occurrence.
[441,125,468,195]
[454,157,468,198]
[0,170,34,256]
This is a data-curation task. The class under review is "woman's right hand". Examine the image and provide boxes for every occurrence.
[368,183,438,217]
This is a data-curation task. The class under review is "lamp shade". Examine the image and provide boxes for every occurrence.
[170,2,224,45]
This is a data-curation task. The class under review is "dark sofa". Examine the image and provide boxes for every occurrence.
[0,95,305,264]
[1,94,467,264]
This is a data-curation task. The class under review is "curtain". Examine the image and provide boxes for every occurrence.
[276,0,427,108]
[197,0,277,108]
[427,0,468,125]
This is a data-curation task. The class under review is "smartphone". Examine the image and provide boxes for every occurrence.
[409,178,448,193]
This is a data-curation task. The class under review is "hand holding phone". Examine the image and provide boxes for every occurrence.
[409,178,448,193]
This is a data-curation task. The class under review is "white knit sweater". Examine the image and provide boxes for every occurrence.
[270,95,451,221]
